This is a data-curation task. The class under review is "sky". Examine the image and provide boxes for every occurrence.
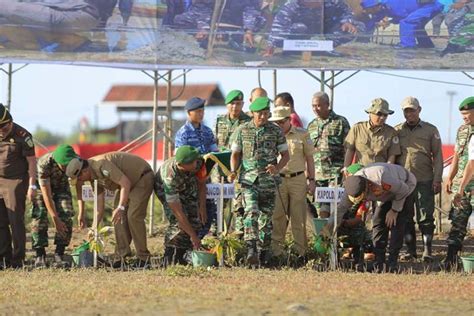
[0,64,473,145]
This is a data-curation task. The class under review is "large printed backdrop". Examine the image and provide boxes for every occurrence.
[0,0,472,70]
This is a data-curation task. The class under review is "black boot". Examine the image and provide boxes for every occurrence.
[387,252,399,273]
[440,43,466,57]
[162,247,181,267]
[403,226,417,260]
[353,246,365,272]
[444,245,460,271]
[246,241,259,267]
[422,234,434,262]
[374,249,386,273]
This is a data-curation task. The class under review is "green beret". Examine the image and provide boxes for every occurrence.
[249,97,270,112]
[175,145,200,164]
[52,144,78,166]
[225,90,243,104]
[459,96,474,111]
[346,163,364,175]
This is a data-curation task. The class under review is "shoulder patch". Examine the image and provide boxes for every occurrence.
[392,136,399,144]
[434,133,440,140]
[101,169,110,177]
[25,136,34,148]
[382,182,392,191]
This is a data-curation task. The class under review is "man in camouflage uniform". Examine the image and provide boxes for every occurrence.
[444,96,474,270]
[172,0,265,50]
[31,145,78,268]
[394,97,443,262]
[263,0,364,57]
[154,145,207,265]
[440,2,474,56]
[307,91,350,218]
[229,97,289,266]
[214,90,251,236]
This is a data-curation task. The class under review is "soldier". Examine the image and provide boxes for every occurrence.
[65,152,154,268]
[440,1,474,56]
[269,106,315,265]
[175,97,218,237]
[360,0,444,49]
[214,90,251,236]
[154,145,207,265]
[229,97,289,266]
[172,0,265,51]
[274,92,303,128]
[394,97,443,262]
[307,91,350,218]
[444,96,474,270]
[344,98,401,171]
[263,0,364,57]
[31,144,79,268]
[0,103,36,269]
[327,163,417,272]
[250,87,268,104]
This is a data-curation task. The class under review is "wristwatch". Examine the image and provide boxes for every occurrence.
[29,184,38,190]
[118,205,126,211]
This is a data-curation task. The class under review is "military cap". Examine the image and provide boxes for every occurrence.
[269,106,291,122]
[365,98,394,115]
[175,145,200,164]
[225,90,244,104]
[360,0,381,8]
[401,96,420,110]
[185,97,205,112]
[249,97,270,112]
[459,96,474,111]
[344,176,367,204]
[0,103,12,127]
[52,144,78,166]
[65,158,84,179]
[346,163,364,175]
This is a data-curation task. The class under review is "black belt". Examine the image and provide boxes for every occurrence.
[279,171,304,178]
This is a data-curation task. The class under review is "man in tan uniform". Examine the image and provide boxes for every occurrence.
[269,107,315,266]
[65,152,153,268]
[395,97,443,262]
[0,104,36,269]
[344,98,401,171]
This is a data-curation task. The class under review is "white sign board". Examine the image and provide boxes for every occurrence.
[314,187,345,203]
[81,185,116,201]
[206,184,235,199]
[283,40,333,52]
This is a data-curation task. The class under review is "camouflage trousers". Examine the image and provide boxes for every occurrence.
[447,191,473,248]
[241,176,277,250]
[162,200,202,250]
[30,195,73,249]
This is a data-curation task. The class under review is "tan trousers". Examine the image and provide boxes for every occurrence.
[271,173,307,256]
[114,172,153,261]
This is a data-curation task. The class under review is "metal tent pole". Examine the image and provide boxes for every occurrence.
[273,69,277,100]
[149,70,159,236]
[166,70,173,159]
[207,0,224,58]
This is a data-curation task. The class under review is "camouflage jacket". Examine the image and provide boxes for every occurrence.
[192,0,264,31]
[307,111,350,180]
[268,0,354,47]
[154,157,205,206]
[214,112,252,150]
[35,153,72,201]
[232,120,288,184]
[453,124,474,192]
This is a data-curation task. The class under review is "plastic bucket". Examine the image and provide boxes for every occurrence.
[72,242,90,267]
[313,218,329,235]
[460,256,474,273]
[191,250,217,267]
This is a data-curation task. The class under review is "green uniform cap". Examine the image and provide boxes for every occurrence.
[346,163,364,175]
[459,96,474,111]
[52,144,78,166]
[175,145,200,164]
[225,90,244,104]
[249,97,270,112]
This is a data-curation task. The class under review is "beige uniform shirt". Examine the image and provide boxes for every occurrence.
[395,120,443,182]
[89,152,152,193]
[345,121,401,166]
[280,126,314,175]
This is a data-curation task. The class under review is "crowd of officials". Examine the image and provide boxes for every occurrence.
[0,91,473,272]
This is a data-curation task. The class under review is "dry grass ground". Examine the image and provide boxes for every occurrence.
[0,268,472,315]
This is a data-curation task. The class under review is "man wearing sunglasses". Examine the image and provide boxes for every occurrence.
[0,103,36,269]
